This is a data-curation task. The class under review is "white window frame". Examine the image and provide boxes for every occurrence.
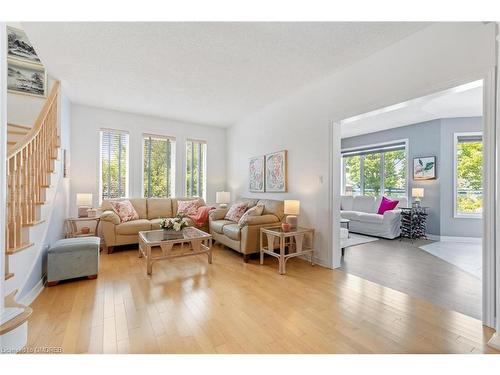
[185,138,207,200]
[98,128,130,203]
[141,133,176,198]
[341,138,409,198]
[453,131,483,219]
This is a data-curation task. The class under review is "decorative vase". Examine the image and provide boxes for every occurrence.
[281,222,291,232]
[162,229,184,240]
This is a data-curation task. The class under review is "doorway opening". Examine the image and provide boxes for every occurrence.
[333,79,491,323]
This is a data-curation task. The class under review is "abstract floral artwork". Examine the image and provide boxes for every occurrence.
[249,156,265,192]
[265,150,287,192]
[413,156,436,180]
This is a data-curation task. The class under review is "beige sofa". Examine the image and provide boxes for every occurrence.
[100,197,209,253]
[209,198,284,262]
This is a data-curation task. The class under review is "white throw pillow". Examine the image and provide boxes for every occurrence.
[238,204,264,227]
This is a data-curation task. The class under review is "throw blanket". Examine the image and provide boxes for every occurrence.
[188,205,215,227]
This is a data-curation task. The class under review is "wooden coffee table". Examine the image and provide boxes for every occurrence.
[138,227,212,275]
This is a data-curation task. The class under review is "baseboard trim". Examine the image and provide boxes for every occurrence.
[18,277,45,306]
[426,234,441,241]
[435,236,482,244]
[488,333,500,350]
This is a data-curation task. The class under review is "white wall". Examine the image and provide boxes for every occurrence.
[6,22,54,128]
[17,88,72,301]
[70,104,227,215]
[1,22,7,314]
[227,23,497,269]
[7,77,56,127]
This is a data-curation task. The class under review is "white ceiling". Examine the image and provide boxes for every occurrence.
[23,22,429,127]
[340,81,483,138]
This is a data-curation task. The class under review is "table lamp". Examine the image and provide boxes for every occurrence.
[76,193,93,218]
[412,188,424,207]
[216,191,230,208]
[284,200,300,229]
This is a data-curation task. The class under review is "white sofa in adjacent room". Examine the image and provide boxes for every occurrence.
[340,195,408,239]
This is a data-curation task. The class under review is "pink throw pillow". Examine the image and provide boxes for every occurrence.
[225,202,248,222]
[177,200,200,216]
[377,197,399,215]
[109,200,139,223]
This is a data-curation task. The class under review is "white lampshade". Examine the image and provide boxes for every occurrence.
[216,191,230,204]
[284,200,300,215]
[412,188,424,198]
[76,193,93,207]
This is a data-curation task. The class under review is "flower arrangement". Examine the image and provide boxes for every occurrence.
[160,214,189,232]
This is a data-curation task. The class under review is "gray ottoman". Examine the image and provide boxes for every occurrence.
[47,236,100,286]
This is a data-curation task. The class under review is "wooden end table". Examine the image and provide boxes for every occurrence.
[65,216,101,238]
[138,227,212,275]
[260,226,315,275]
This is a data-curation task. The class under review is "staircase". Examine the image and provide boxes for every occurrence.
[1,81,61,346]
[7,123,31,153]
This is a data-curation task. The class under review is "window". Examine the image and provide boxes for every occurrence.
[383,149,407,198]
[343,155,361,196]
[100,130,129,200]
[185,139,207,198]
[454,133,483,218]
[143,135,175,198]
[363,153,382,197]
[342,141,407,198]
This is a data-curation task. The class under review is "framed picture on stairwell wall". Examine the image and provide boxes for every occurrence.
[7,26,42,65]
[7,59,47,98]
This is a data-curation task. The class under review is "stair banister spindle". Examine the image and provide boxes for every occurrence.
[5,82,60,257]
[16,154,22,247]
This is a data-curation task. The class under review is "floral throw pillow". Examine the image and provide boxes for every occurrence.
[177,200,201,216]
[109,200,139,223]
[225,202,248,222]
[238,204,264,227]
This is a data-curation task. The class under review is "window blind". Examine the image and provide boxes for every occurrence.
[457,134,483,143]
[342,141,406,157]
[100,130,129,200]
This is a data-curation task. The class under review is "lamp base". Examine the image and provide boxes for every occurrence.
[285,215,298,230]
[78,206,90,218]
[219,203,228,209]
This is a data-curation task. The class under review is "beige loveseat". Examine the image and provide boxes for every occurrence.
[209,198,284,262]
[100,197,209,253]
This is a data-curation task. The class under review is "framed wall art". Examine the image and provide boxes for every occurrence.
[265,150,287,192]
[413,156,436,180]
[249,155,265,192]
[7,26,42,65]
[7,60,47,97]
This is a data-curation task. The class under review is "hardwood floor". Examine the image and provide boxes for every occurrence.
[341,238,482,320]
[25,244,498,354]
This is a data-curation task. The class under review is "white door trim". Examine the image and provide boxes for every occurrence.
[328,120,342,269]
[483,68,496,329]
[0,22,7,314]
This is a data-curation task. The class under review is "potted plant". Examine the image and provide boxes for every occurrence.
[160,214,189,240]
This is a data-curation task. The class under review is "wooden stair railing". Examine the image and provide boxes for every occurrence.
[4,81,60,281]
